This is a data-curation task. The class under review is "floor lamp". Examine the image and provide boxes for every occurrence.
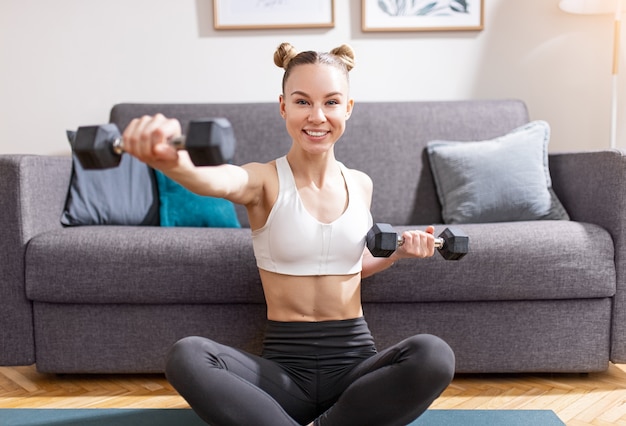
[559,0,624,149]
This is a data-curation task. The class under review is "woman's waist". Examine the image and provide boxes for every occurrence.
[262,316,376,357]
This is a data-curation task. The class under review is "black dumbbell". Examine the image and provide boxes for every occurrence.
[71,118,235,170]
[366,223,469,261]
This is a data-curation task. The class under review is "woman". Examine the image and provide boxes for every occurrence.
[121,42,455,426]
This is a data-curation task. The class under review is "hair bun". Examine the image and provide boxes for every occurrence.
[273,42,298,69]
[330,44,355,71]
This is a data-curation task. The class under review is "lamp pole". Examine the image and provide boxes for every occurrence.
[611,1,622,149]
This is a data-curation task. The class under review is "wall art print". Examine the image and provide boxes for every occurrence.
[214,0,335,30]
[362,0,484,32]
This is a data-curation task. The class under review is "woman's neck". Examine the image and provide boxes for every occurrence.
[286,149,339,187]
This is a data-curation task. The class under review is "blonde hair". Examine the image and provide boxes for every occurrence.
[273,42,355,92]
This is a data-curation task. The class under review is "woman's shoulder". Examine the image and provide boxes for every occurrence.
[240,160,280,194]
[242,159,278,175]
[341,164,372,188]
[341,164,373,201]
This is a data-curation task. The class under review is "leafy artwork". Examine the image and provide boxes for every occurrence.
[377,0,470,16]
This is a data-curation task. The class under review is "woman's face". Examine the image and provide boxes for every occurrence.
[280,63,354,156]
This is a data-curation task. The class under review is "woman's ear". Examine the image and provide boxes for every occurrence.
[345,98,355,120]
[279,94,286,119]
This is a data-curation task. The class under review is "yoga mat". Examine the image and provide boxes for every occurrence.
[412,409,565,425]
[0,408,565,425]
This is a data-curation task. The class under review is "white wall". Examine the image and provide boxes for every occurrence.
[1,0,623,155]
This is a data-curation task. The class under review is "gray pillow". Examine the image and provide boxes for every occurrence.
[61,130,160,226]
[427,121,569,224]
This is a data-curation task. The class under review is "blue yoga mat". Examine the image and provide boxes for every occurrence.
[412,409,565,425]
[0,408,565,425]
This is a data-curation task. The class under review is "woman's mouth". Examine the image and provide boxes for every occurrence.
[304,130,329,137]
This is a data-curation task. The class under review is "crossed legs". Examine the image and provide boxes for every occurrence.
[165,320,455,426]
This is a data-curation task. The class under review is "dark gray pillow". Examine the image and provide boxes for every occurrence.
[61,130,160,226]
[427,121,570,224]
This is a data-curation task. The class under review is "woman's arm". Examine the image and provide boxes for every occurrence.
[349,169,436,278]
[121,114,265,207]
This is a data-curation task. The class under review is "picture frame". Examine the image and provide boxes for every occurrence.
[214,0,335,30]
[361,0,484,32]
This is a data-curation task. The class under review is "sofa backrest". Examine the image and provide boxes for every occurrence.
[110,100,529,227]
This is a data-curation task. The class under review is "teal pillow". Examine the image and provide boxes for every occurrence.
[154,170,241,228]
[426,121,570,224]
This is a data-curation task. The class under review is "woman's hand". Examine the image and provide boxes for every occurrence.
[361,225,437,279]
[393,226,437,259]
[121,114,185,171]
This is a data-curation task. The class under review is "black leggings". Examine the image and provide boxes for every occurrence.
[165,317,455,426]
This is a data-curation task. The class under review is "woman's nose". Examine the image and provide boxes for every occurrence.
[308,106,326,123]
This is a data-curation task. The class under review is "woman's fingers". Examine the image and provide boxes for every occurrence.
[122,114,182,165]
[400,229,436,258]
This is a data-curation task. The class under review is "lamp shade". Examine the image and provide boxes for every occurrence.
[559,0,624,14]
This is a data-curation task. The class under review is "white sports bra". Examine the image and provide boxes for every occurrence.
[251,156,373,276]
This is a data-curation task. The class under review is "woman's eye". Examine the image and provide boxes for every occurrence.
[327,100,339,105]
[296,99,309,105]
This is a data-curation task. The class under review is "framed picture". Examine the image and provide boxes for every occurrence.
[361,0,484,32]
[214,0,335,30]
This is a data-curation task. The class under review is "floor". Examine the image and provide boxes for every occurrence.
[1,363,626,425]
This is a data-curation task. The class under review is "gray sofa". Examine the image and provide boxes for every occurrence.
[2,99,625,374]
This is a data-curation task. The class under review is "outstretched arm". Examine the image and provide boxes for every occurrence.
[121,114,263,207]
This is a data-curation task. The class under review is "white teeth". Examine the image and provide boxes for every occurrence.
[306,130,327,137]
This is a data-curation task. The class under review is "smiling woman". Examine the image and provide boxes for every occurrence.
[117,42,455,426]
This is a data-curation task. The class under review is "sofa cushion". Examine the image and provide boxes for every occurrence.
[427,121,569,224]
[25,226,263,304]
[362,221,615,303]
[154,171,241,228]
[25,221,614,304]
[61,131,159,226]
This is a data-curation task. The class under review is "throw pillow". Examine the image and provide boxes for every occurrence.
[426,120,570,224]
[154,170,241,228]
[61,130,160,226]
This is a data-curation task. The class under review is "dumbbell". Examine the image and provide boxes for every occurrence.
[71,118,235,170]
[366,223,469,261]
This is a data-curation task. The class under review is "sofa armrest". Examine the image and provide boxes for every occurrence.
[0,155,71,365]
[549,150,626,362]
